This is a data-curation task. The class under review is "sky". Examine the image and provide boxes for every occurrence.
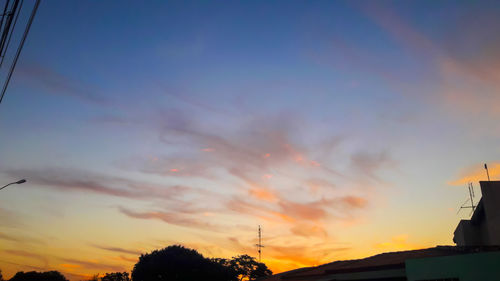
[1,0,500,280]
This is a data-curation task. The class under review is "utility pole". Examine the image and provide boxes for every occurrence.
[255,225,264,262]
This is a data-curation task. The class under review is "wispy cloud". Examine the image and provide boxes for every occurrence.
[0,232,20,242]
[3,168,194,201]
[0,231,45,245]
[118,207,220,232]
[60,258,125,272]
[90,244,142,256]
[359,2,500,118]
[4,250,49,267]
[17,62,109,104]
[350,150,395,182]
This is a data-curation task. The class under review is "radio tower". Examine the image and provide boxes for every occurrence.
[255,225,264,262]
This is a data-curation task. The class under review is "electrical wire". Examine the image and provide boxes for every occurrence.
[0,0,39,104]
[0,0,23,67]
[0,0,19,56]
[0,0,11,36]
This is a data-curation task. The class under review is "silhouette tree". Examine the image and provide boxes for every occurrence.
[101,272,130,281]
[9,271,68,281]
[131,245,237,281]
[0,269,3,281]
[230,255,272,281]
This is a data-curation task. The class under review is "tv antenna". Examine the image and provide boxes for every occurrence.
[255,225,264,262]
[457,182,476,216]
[484,163,490,181]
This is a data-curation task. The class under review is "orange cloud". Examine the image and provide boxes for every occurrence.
[290,223,327,238]
[269,211,295,223]
[249,187,276,202]
[342,196,368,208]
[114,255,138,263]
[60,264,81,269]
[60,258,125,272]
[448,163,500,186]
[278,201,326,221]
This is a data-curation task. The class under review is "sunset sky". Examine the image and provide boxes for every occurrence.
[1,0,500,280]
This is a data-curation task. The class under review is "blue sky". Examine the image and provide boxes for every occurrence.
[1,0,500,279]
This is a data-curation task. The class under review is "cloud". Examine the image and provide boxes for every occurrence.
[151,111,342,184]
[3,167,195,201]
[60,264,81,269]
[359,3,437,57]
[115,255,138,263]
[60,258,125,272]
[118,207,219,231]
[226,190,368,236]
[448,163,500,186]
[359,2,500,118]
[90,244,142,256]
[3,167,228,233]
[0,231,45,245]
[305,178,336,194]
[0,207,24,228]
[129,155,215,179]
[0,232,20,242]
[3,250,49,267]
[17,63,108,104]
[278,200,327,221]
[290,223,327,238]
[350,151,395,182]
[249,187,277,202]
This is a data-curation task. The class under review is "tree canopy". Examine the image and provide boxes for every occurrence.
[230,255,273,281]
[9,271,68,281]
[131,245,237,281]
[101,272,130,281]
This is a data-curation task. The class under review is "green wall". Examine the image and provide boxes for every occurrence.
[405,252,500,281]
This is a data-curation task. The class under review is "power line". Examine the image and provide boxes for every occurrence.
[0,0,39,104]
[0,0,20,57]
[0,0,24,67]
[0,0,12,33]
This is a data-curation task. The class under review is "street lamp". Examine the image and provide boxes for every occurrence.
[0,179,26,190]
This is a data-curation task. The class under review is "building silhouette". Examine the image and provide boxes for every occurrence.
[454,181,500,246]
[258,181,500,281]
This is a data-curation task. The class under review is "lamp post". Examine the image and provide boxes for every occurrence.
[0,179,26,190]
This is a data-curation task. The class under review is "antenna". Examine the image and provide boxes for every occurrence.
[468,182,475,213]
[458,182,476,216]
[255,225,264,262]
[484,163,490,181]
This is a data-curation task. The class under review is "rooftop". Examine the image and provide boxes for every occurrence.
[259,246,500,281]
